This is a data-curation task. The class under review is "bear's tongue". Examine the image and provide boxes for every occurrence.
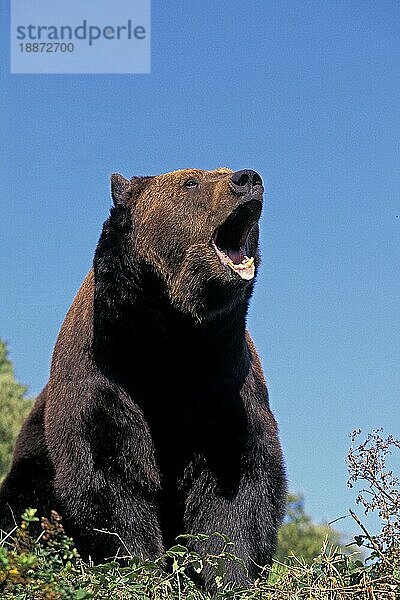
[227,248,245,264]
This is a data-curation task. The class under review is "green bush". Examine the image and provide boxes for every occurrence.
[275,493,346,565]
[0,340,33,480]
[0,508,399,599]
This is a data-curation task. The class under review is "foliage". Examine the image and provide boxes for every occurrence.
[0,506,399,600]
[0,509,83,599]
[275,493,345,564]
[347,428,400,573]
[0,340,33,480]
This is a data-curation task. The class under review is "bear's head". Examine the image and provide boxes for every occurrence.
[105,167,264,321]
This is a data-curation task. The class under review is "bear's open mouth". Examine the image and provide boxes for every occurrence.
[212,199,262,281]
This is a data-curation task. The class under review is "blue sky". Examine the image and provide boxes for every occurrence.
[1,1,399,537]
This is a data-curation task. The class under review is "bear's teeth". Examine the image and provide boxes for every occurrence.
[227,256,255,280]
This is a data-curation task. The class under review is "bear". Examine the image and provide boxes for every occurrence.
[0,167,286,590]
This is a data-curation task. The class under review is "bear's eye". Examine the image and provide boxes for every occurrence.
[183,178,199,189]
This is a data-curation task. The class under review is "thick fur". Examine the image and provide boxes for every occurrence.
[0,168,286,590]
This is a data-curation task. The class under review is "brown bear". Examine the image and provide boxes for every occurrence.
[0,168,286,590]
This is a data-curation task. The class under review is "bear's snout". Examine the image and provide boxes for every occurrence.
[230,169,263,195]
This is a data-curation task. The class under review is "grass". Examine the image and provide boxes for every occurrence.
[0,509,399,599]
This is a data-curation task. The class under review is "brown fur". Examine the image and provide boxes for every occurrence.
[0,168,286,591]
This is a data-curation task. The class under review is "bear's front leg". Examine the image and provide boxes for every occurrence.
[46,383,164,562]
[52,462,164,562]
[181,441,286,591]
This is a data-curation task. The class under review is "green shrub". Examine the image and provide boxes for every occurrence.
[0,340,33,480]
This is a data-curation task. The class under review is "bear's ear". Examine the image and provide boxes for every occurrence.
[110,173,131,206]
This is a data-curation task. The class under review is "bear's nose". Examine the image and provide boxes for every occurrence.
[230,170,263,194]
